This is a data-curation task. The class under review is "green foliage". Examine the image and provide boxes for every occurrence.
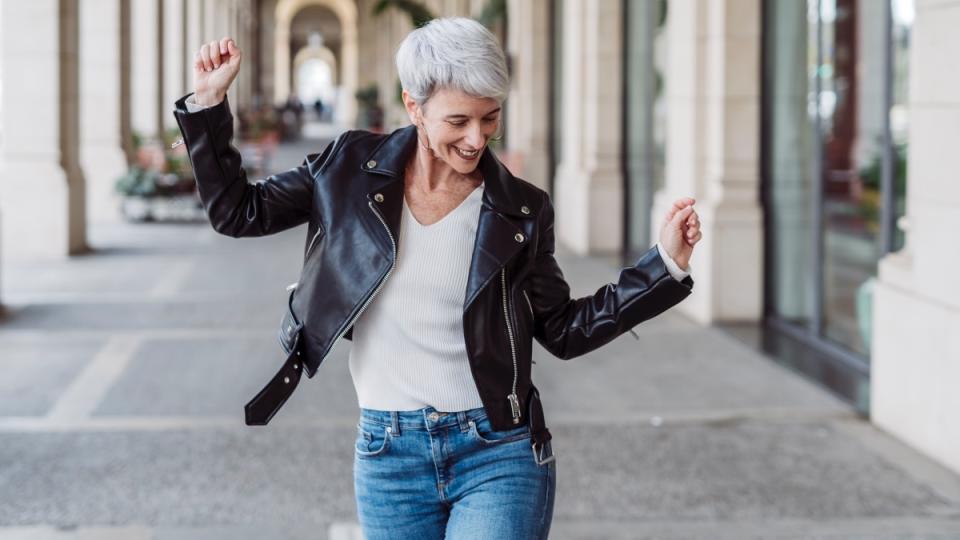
[856,142,908,234]
[373,0,435,28]
[477,0,506,29]
[114,166,162,197]
[355,83,381,106]
[858,142,908,193]
[131,130,143,151]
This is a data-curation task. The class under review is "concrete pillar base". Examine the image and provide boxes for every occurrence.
[82,148,128,224]
[0,162,88,261]
[872,252,960,474]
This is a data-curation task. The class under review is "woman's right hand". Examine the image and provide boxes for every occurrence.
[193,37,242,106]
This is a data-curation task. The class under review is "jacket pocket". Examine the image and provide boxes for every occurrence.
[277,288,304,354]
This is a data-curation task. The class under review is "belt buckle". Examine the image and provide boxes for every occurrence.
[531,440,555,466]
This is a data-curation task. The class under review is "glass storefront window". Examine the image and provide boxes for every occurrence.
[763,0,912,370]
[623,0,667,260]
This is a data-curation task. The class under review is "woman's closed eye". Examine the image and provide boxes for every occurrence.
[447,116,498,127]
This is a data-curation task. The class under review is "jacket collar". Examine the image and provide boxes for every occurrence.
[360,124,534,219]
[359,124,537,311]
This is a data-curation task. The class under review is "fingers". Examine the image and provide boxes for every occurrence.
[208,40,222,68]
[225,38,241,66]
[663,196,696,223]
[196,38,239,73]
[670,205,695,228]
[198,43,213,71]
[685,209,702,245]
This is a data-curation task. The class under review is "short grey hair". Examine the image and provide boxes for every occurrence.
[395,17,509,105]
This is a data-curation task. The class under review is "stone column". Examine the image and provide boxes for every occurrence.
[236,1,254,109]
[80,0,131,224]
[131,0,163,142]
[185,0,204,99]
[649,0,763,323]
[224,0,239,112]
[0,0,88,260]
[273,14,291,106]
[356,0,379,90]
[552,0,623,254]
[163,0,187,130]
[259,0,275,103]
[872,0,960,474]
[505,0,550,191]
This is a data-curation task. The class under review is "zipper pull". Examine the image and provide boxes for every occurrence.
[508,393,521,424]
[170,137,185,149]
[628,327,640,340]
[285,282,298,291]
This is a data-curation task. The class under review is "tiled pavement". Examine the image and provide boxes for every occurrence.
[1,130,959,539]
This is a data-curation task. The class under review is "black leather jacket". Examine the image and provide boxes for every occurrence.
[172,92,694,454]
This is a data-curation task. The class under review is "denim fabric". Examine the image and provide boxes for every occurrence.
[353,405,557,539]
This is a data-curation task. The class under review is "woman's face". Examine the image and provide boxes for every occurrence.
[404,87,502,175]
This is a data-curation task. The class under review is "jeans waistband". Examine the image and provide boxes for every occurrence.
[358,405,489,433]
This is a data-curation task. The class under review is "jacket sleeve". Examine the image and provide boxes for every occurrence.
[525,191,694,360]
[171,92,344,238]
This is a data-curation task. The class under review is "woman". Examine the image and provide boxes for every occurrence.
[174,17,700,539]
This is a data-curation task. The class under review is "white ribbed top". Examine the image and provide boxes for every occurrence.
[347,182,486,412]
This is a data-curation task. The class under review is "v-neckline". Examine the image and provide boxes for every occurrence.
[403,183,484,229]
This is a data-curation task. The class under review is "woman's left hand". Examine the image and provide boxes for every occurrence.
[658,197,702,271]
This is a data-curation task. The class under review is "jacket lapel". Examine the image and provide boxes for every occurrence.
[359,124,537,310]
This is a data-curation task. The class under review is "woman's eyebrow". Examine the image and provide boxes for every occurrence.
[444,107,502,120]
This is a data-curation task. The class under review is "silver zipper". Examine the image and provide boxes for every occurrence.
[314,200,397,367]
[501,268,521,424]
[286,282,298,291]
[522,289,534,319]
[304,226,324,259]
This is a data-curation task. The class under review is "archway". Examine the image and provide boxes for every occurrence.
[293,43,338,120]
[274,0,357,126]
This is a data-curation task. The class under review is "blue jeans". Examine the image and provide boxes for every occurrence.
[353,405,557,539]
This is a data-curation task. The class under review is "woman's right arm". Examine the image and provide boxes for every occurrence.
[172,37,342,238]
[172,93,344,237]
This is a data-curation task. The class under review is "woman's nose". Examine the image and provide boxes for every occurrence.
[464,124,485,148]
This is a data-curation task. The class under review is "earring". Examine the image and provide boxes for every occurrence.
[416,122,441,159]
[416,122,432,151]
[489,123,504,142]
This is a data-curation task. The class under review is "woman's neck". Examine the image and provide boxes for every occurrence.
[407,144,481,194]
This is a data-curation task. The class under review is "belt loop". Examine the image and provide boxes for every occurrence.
[457,410,469,432]
[391,411,400,436]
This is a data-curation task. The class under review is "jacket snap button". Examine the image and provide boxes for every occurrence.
[521,205,530,215]
[374,193,384,203]
[367,160,377,168]
[514,233,524,243]
[284,376,290,384]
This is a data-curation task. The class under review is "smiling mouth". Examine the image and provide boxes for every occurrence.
[453,146,480,159]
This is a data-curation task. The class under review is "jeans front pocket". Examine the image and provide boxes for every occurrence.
[355,422,392,458]
[468,416,531,445]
